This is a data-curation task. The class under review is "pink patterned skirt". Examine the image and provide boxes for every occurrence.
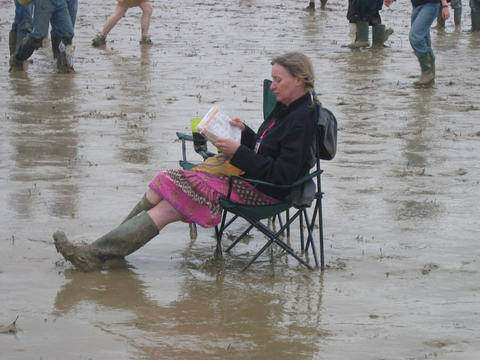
[149,170,279,228]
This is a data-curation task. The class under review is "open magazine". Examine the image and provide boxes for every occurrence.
[195,106,241,143]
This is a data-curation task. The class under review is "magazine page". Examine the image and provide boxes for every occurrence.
[196,106,241,143]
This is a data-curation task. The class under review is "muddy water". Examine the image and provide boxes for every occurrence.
[1,0,480,358]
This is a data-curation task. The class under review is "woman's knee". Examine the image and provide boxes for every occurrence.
[140,2,153,16]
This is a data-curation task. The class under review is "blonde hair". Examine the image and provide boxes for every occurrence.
[271,52,318,103]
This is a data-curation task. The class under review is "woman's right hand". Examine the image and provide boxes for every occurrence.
[230,117,246,132]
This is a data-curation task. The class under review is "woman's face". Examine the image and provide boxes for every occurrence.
[270,63,305,106]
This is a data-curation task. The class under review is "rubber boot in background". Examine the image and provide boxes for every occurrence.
[53,211,159,271]
[51,35,61,59]
[9,24,18,56]
[347,22,357,47]
[372,24,394,47]
[305,1,315,11]
[472,11,480,31]
[413,53,435,87]
[320,0,327,9]
[9,35,38,72]
[56,41,75,73]
[349,21,370,48]
[454,7,462,27]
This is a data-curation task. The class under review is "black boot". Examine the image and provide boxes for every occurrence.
[121,193,155,224]
[53,211,159,271]
[51,35,62,59]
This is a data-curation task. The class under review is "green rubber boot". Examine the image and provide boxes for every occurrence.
[121,193,155,224]
[472,11,480,31]
[454,7,462,26]
[372,24,393,47]
[53,211,159,271]
[320,0,327,9]
[9,25,17,56]
[349,21,369,48]
[413,54,435,87]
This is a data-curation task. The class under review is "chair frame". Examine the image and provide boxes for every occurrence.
[176,79,329,271]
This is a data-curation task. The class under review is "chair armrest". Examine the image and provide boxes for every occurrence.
[176,132,194,141]
[226,171,321,199]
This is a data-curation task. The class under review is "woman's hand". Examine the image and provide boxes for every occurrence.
[230,117,246,132]
[383,0,394,8]
[214,137,241,158]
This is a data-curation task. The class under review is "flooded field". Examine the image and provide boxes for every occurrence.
[1,0,479,358]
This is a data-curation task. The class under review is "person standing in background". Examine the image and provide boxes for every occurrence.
[9,0,75,73]
[384,0,450,87]
[91,0,153,47]
[10,0,34,56]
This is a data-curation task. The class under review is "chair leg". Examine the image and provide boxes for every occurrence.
[302,209,319,268]
[241,218,314,271]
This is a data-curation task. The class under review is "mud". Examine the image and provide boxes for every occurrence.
[1,0,480,359]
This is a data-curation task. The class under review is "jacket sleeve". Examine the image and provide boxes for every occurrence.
[240,124,257,149]
[230,114,314,186]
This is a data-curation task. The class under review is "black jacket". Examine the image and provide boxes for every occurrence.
[230,92,315,200]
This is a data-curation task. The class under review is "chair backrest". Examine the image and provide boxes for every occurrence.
[263,79,277,121]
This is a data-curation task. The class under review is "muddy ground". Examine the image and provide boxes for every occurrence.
[1,0,480,359]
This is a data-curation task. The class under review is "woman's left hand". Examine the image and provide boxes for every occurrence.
[214,137,240,158]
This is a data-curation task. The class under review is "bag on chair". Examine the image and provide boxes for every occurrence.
[191,154,245,177]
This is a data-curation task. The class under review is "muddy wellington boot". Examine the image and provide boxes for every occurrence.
[413,53,435,87]
[53,211,159,271]
[372,24,393,47]
[305,1,315,11]
[320,0,327,9]
[51,35,61,59]
[9,25,18,56]
[454,7,462,27]
[472,11,480,31]
[92,33,106,47]
[121,193,155,224]
[349,21,370,48]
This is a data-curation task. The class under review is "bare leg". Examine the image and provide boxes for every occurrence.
[147,198,186,230]
[145,188,162,204]
[139,2,153,37]
[102,5,128,36]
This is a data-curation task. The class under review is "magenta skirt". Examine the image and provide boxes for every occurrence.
[149,170,279,228]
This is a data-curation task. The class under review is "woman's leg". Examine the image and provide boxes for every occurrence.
[147,199,186,231]
[139,2,153,37]
[102,5,128,36]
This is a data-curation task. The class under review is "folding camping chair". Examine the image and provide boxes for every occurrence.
[177,79,334,271]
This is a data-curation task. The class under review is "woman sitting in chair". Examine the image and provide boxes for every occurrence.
[54,51,318,271]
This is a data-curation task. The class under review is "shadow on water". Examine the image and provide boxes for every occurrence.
[53,255,326,359]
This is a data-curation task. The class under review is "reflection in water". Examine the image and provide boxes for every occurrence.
[7,73,80,218]
[110,46,154,166]
[53,258,325,360]
[395,88,442,221]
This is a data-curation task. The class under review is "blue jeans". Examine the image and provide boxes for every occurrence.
[471,0,480,12]
[51,0,77,38]
[14,0,34,37]
[29,0,74,45]
[409,3,440,59]
[450,0,462,10]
